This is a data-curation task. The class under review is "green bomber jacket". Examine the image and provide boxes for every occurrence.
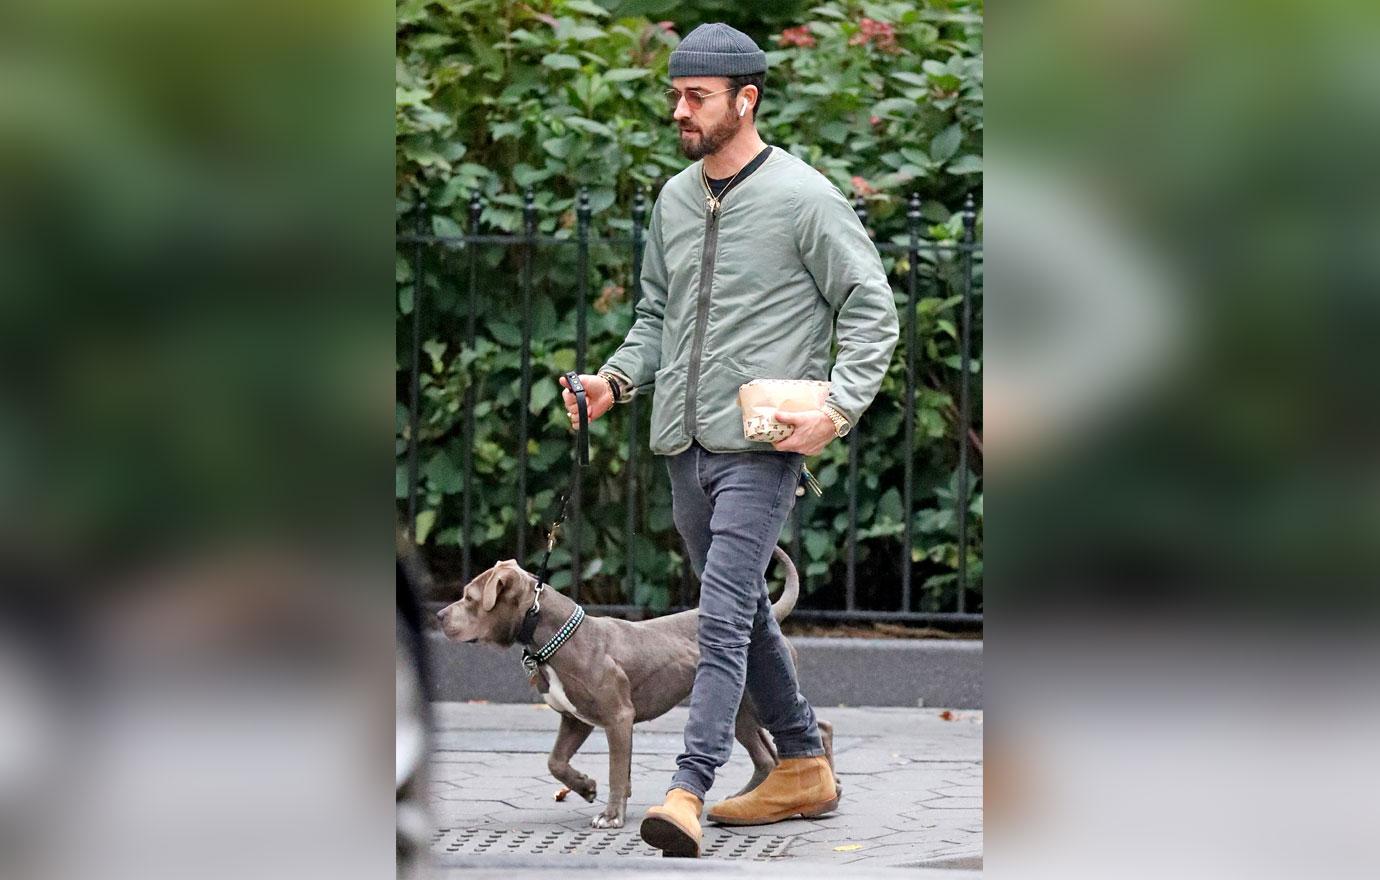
[599,146,899,455]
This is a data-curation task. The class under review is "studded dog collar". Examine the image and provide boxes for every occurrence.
[520,601,586,678]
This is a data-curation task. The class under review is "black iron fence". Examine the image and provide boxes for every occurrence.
[399,184,981,627]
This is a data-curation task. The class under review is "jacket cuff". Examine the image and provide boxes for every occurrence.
[597,367,637,403]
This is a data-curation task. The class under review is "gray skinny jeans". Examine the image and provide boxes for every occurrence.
[665,440,825,800]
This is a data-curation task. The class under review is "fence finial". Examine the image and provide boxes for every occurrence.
[962,192,977,238]
[468,189,482,227]
[524,188,536,237]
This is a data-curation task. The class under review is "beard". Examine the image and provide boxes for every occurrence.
[678,105,739,160]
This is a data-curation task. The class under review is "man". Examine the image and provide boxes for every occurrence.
[558,22,899,858]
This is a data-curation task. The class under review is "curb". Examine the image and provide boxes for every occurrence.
[427,634,982,709]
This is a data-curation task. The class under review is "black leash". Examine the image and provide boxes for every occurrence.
[517,370,589,648]
[564,371,590,467]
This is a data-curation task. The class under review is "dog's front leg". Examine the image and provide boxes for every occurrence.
[590,709,633,828]
[548,714,598,803]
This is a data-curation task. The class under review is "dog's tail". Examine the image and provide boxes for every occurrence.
[769,545,801,623]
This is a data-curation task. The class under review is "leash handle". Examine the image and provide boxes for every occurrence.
[563,370,590,466]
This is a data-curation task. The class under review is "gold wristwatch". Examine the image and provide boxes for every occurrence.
[821,403,851,437]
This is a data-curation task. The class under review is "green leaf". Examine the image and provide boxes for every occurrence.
[565,24,607,42]
[402,143,451,170]
[551,348,576,373]
[872,98,914,118]
[424,451,463,494]
[414,510,436,545]
[947,154,983,175]
[587,188,616,213]
[542,136,573,159]
[488,321,522,347]
[900,146,930,166]
[565,116,614,137]
[943,355,981,372]
[422,339,447,372]
[542,53,581,71]
[891,71,930,88]
[530,378,558,416]
[395,86,431,108]
[819,121,849,144]
[431,215,463,239]
[604,67,651,82]
[564,0,610,17]
[877,487,903,522]
[920,200,950,222]
[930,124,963,163]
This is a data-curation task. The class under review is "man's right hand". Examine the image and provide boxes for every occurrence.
[559,374,614,427]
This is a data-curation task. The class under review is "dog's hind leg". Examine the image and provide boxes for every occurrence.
[547,714,598,804]
[730,704,778,798]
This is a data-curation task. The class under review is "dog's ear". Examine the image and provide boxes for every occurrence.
[481,567,508,612]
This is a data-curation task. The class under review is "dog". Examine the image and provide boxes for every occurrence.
[435,546,835,829]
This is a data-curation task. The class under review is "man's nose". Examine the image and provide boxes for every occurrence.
[672,99,692,121]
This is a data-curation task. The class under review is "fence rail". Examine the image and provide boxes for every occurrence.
[399,185,981,626]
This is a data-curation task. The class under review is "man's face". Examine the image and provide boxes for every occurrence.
[670,76,741,160]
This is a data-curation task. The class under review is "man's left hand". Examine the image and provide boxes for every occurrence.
[771,409,837,456]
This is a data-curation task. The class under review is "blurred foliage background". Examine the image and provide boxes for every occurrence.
[396,0,983,614]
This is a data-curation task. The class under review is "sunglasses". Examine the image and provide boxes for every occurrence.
[664,86,735,111]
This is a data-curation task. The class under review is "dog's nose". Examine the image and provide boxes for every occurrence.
[435,608,447,622]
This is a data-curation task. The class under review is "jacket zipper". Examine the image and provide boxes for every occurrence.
[683,193,721,440]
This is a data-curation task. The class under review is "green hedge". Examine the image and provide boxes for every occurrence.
[397,0,982,613]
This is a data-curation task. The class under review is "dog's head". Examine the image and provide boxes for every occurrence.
[435,560,534,646]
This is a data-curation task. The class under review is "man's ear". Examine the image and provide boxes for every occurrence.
[740,85,757,114]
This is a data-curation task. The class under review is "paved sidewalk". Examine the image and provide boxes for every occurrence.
[425,702,982,876]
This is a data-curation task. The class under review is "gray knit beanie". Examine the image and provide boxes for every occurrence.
[668,23,767,78]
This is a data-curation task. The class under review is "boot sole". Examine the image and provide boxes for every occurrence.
[639,815,700,858]
[707,793,842,826]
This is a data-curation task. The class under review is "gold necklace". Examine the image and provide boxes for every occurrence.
[700,157,751,215]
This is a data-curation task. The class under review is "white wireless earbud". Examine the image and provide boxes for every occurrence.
[738,100,748,117]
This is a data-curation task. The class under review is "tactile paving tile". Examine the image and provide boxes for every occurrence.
[430,827,793,860]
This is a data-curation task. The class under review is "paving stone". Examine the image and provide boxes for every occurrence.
[923,797,982,810]
[425,702,981,870]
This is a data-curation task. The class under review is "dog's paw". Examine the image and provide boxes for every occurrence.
[589,810,625,829]
[572,778,597,803]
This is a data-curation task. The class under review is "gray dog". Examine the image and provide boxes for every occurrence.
[435,546,834,829]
